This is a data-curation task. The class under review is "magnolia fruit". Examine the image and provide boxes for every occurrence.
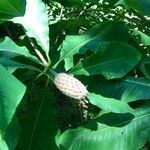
[54,73,88,100]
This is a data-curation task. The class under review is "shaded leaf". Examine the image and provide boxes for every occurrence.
[79,75,150,103]
[87,93,133,113]
[4,117,19,150]
[16,81,59,150]
[139,55,150,79]
[86,112,134,128]
[0,57,39,73]
[107,0,120,5]
[0,65,26,133]
[70,42,141,79]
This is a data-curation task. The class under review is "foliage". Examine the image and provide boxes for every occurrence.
[0,0,150,150]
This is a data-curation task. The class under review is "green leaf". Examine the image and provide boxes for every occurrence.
[59,103,150,150]
[58,22,129,70]
[87,93,133,113]
[0,65,26,133]
[70,42,141,79]
[110,77,150,103]
[16,81,59,150]
[4,117,19,150]
[79,75,150,103]
[59,22,108,66]
[0,57,39,73]
[0,19,5,24]
[0,37,38,61]
[86,112,135,128]
[139,55,150,79]
[0,0,26,20]
[0,135,8,150]
[12,0,49,57]
[50,18,96,69]
[123,0,150,15]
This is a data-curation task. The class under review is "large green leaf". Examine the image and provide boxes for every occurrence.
[0,37,38,61]
[122,0,150,15]
[119,78,150,102]
[79,75,150,103]
[87,93,133,113]
[0,0,26,20]
[16,81,59,150]
[0,65,26,133]
[70,42,141,79]
[59,103,150,150]
[12,0,49,58]
[58,22,129,70]
[110,77,150,103]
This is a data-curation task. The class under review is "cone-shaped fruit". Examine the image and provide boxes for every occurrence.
[54,73,88,100]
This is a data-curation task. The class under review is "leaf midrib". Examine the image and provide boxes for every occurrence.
[28,80,49,150]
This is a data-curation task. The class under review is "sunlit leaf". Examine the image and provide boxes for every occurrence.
[59,103,150,150]
[0,37,38,61]
[0,135,8,150]
[87,93,133,113]
[12,0,49,57]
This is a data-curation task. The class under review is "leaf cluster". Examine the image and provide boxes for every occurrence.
[0,0,150,150]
